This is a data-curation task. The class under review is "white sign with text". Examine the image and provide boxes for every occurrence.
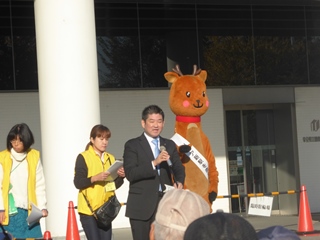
[248,196,273,217]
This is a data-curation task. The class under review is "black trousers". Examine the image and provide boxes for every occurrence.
[129,193,163,240]
[79,213,112,240]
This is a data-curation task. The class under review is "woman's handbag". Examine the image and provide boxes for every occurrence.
[83,193,121,228]
[94,195,122,228]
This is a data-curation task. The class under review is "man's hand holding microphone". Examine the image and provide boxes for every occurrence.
[152,145,183,189]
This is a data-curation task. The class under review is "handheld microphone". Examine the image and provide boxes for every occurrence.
[160,145,172,167]
[160,145,177,185]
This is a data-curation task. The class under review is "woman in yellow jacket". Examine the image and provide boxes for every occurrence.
[74,124,125,240]
[0,123,48,238]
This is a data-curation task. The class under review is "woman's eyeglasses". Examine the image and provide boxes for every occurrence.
[11,139,22,144]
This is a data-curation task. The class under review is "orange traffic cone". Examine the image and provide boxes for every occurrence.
[296,185,320,236]
[43,230,52,240]
[66,201,80,240]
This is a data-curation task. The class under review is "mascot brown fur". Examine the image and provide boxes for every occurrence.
[164,65,219,208]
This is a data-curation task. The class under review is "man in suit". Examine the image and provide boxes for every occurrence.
[123,104,185,240]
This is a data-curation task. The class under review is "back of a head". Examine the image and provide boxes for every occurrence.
[257,226,301,240]
[154,189,210,240]
[184,211,258,240]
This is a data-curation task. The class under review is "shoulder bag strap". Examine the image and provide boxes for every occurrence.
[82,192,95,216]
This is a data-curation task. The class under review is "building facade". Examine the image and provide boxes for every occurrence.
[1,0,320,236]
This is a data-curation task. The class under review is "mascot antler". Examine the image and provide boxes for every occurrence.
[172,64,202,76]
[192,65,202,76]
[172,65,184,76]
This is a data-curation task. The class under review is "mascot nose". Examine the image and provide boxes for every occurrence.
[194,99,203,108]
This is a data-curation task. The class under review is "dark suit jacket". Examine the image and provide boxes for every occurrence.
[123,133,185,220]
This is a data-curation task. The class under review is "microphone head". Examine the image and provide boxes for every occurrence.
[160,146,166,152]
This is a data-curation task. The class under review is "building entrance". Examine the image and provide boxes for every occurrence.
[225,104,298,214]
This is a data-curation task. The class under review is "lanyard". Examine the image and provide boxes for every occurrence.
[11,161,23,174]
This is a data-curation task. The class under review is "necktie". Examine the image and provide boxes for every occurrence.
[152,138,160,159]
[152,138,162,191]
[152,139,160,171]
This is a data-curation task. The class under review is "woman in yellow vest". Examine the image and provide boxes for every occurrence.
[74,124,125,240]
[0,123,48,238]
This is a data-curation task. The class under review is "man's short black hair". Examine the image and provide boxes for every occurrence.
[142,105,165,121]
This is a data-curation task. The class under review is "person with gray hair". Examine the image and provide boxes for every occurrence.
[149,188,210,240]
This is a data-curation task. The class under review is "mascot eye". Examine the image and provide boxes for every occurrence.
[186,92,191,98]
[203,91,206,97]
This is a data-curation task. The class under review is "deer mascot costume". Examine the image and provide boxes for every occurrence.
[164,65,219,209]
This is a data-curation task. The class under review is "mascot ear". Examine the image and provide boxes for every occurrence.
[198,70,208,82]
[164,72,179,84]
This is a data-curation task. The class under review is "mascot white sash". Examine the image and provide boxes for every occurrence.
[171,133,208,179]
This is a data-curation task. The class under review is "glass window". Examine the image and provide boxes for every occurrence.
[306,6,320,84]
[0,1,37,90]
[134,4,170,87]
[96,3,141,88]
[226,110,242,147]
[97,35,142,88]
[3,2,320,90]
[198,5,254,86]
[0,35,14,90]
[13,36,38,90]
[252,6,308,85]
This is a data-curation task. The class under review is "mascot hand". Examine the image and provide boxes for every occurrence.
[179,145,191,153]
[209,191,217,203]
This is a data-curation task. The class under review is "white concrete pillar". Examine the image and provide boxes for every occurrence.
[34,0,100,237]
